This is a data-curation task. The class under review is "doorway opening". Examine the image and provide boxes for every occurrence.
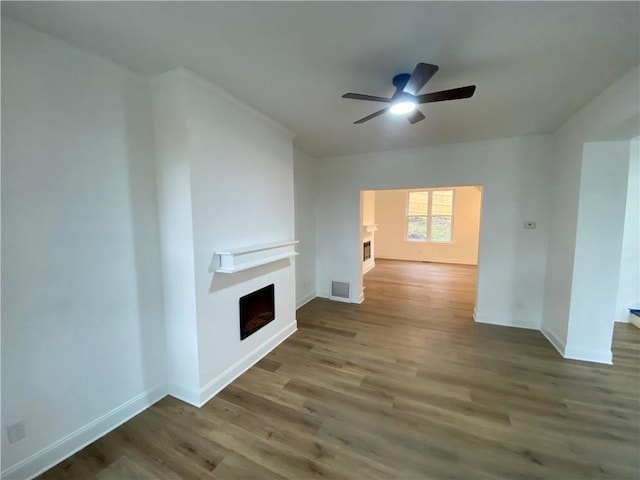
[360,186,483,320]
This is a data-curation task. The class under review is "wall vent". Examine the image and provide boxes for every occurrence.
[330,281,351,303]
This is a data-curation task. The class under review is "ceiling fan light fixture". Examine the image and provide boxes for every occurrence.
[343,63,475,124]
[389,101,417,115]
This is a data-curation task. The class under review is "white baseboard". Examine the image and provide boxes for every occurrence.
[563,345,613,365]
[296,292,316,309]
[473,312,538,330]
[616,312,640,327]
[362,260,375,274]
[541,327,613,364]
[315,292,361,304]
[376,256,477,266]
[329,295,351,303]
[541,326,566,357]
[167,383,201,407]
[197,321,297,407]
[1,384,167,480]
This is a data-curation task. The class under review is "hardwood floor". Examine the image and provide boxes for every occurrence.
[40,259,640,479]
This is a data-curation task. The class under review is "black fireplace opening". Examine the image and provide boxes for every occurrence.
[239,284,275,340]
[363,241,371,261]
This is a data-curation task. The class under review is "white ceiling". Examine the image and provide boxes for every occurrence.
[2,1,639,158]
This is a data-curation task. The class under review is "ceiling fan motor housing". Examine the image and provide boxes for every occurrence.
[392,73,411,91]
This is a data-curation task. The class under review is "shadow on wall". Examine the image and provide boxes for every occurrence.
[122,77,167,396]
[209,259,293,293]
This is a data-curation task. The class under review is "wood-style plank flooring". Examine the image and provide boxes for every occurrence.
[40,259,640,479]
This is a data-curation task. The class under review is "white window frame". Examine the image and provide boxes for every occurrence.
[405,188,455,243]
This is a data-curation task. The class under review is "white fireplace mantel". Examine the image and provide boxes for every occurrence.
[212,240,299,274]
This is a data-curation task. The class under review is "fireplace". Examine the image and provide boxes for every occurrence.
[363,241,371,261]
[239,284,275,340]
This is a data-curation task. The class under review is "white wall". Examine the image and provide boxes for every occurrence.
[615,136,640,323]
[374,186,481,265]
[1,18,166,479]
[564,141,630,363]
[151,69,297,407]
[541,66,640,360]
[1,15,637,480]
[294,149,317,308]
[362,191,376,225]
[315,135,552,329]
[150,71,200,402]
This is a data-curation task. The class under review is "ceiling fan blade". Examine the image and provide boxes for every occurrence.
[416,85,476,104]
[342,93,391,103]
[403,63,439,95]
[407,109,426,124]
[354,108,388,124]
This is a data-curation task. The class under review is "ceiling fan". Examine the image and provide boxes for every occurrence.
[342,62,476,125]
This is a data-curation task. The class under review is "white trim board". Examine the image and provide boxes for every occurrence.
[212,240,299,274]
[541,327,613,364]
[197,321,297,407]
[1,385,167,480]
[473,312,539,330]
[167,383,201,408]
[363,260,375,275]
[541,326,566,358]
[375,256,478,266]
[563,345,613,365]
[296,292,316,309]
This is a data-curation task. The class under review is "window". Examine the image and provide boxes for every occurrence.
[407,189,454,242]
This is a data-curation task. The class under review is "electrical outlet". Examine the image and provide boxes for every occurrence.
[6,421,26,444]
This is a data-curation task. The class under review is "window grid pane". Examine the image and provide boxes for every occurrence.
[432,190,453,205]
[430,215,452,242]
[406,189,454,242]
[407,215,428,241]
[408,191,429,215]
[432,190,453,216]
[431,204,452,215]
